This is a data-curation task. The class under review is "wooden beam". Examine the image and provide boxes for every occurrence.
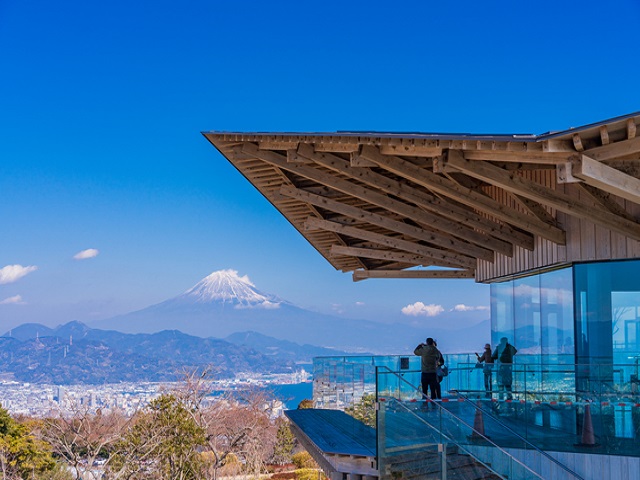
[573,134,585,152]
[446,152,640,242]
[583,135,640,161]
[357,145,566,245]
[599,126,610,145]
[313,143,359,153]
[352,269,475,281]
[304,216,477,269]
[379,144,442,157]
[510,194,558,226]
[287,149,311,163]
[296,143,520,254]
[281,185,495,261]
[574,183,637,222]
[463,150,573,164]
[330,245,434,266]
[627,118,637,140]
[573,154,640,205]
[259,141,297,150]
[244,143,511,256]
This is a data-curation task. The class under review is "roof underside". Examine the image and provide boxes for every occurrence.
[204,112,640,282]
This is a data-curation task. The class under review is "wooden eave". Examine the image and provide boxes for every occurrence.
[203,112,640,282]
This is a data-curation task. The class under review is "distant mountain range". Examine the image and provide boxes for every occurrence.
[91,270,490,353]
[0,270,491,384]
[0,321,298,384]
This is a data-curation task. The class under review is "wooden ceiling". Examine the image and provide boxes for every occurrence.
[203,112,640,282]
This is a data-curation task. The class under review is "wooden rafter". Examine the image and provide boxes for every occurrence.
[330,245,434,266]
[445,151,640,242]
[304,216,476,269]
[296,143,523,252]
[357,145,566,245]
[572,154,640,205]
[280,185,494,261]
[243,142,511,257]
[573,183,636,222]
[583,136,640,161]
[509,194,558,226]
[352,269,475,281]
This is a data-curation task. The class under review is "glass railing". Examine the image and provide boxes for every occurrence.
[377,394,543,480]
[313,355,640,458]
[377,367,584,480]
[452,361,640,458]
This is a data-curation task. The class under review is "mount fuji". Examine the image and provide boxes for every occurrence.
[92,270,487,353]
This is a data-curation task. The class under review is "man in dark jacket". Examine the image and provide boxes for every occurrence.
[492,337,517,400]
[414,337,442,400]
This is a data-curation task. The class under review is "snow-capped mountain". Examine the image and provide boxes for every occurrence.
[178,270,283,309]
[92,269,488,353]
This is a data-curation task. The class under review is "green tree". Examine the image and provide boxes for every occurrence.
[117,393,206,480]
[291,451,317,469]
[297,399,313,409]
[0,407,63,480]
[344,393,376,427]
[272,419,295,465]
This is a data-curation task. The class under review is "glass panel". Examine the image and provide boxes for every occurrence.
[491,280,514,347]
[514,275,541,357]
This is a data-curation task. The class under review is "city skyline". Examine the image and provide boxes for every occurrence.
[2,0,639,334]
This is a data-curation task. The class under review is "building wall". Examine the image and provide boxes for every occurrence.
[477,169,640,283]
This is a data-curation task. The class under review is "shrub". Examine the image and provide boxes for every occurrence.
[291,451,317,469]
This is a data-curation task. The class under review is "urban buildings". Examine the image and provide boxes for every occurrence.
[206,111,640,479]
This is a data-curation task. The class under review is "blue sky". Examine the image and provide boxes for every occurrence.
[1,0,639,332]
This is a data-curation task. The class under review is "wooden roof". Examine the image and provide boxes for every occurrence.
[203,112,640,282]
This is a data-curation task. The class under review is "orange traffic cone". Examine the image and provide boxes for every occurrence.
[576,403,598,447]
[470,401,488,440]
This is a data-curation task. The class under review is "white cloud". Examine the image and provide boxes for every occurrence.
[74,248,100,260]
[451,304,490,312]
[355,301,365,307]
[234,300,281,310]
[0,295,25,305]
[0,265,38,284]
[331,303,345,314]
[402,302,445,317]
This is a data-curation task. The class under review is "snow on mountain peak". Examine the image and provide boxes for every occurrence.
[182,269,281,309]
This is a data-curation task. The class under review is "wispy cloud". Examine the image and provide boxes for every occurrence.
[355,301,365,307]
[0,265,38,284]
[331,303,345,314]
[451,304,489,312]
[73,248,100,260]
[402,302,444,317]
[0,295,25,305]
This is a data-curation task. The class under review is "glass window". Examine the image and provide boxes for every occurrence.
[540,268,574,362]
[491,280,514,348]
[513,275,541,355]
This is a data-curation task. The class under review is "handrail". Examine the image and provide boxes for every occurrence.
[377,366,586,480]
[450,390,586,480]
[384,397,519,480]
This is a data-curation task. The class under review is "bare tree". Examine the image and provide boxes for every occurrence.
[172,369,279,480]
[40,402,130,480]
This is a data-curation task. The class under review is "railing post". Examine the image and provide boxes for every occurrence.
[439,443,447,480]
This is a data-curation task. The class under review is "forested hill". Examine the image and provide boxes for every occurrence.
[0,321,295,384]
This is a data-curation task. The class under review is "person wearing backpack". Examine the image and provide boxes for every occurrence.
[492,337,517,400]
[414,337,442,400]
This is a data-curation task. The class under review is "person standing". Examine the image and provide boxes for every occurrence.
[492,337,517,400]
[475,343,494,398]
[414,337,442,400]
[434,340,446,399]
